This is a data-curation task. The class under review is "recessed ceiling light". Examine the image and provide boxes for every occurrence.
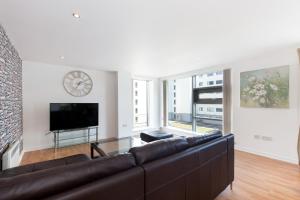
[60,56,65,60]
[72,11,80,18]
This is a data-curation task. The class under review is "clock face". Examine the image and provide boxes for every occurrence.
[63,71,93,97]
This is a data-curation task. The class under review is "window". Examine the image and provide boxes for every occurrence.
[133,80,151,128]
[207,107,215,112]
[216,108,223,112]
[216,80,223,84]
[208,81,214,85]
[195,71,223,132]
[167,77,193,131]
[165,71,224,134]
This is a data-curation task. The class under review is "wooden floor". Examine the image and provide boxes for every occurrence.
[21,145,300,200]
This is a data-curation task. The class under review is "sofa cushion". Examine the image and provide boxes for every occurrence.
[129,138,189,165]
[0,154,136,200]
[0,154,90,178]
[186,130,222,147]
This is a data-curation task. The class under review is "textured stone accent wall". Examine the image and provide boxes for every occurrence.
[0,24,22,152]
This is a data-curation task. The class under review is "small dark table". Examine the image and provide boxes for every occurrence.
[140,131,173,142]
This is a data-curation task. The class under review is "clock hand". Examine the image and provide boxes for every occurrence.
[75,81,82,89]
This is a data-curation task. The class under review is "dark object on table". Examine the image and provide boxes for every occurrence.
[140,130,173,142]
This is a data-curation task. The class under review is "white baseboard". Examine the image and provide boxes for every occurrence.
[235,145,299,165]
[24,144,54,152]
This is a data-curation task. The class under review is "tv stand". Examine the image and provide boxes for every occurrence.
[53,127,98,149]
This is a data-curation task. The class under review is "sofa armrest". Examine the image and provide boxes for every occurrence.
[226,134,234,184]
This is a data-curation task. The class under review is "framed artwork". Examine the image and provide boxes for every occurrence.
[240,65,289,108]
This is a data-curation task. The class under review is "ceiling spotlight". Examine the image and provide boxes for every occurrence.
[72,11,80,18]
[60,56,65,60]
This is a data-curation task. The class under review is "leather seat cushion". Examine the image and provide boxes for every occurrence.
[0,154,90,178]
[129,138,189,165]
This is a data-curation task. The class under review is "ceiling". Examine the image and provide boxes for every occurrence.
[0,0,300,77]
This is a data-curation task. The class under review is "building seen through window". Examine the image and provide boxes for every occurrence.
[167,71,223,134]
[133,80,150,128]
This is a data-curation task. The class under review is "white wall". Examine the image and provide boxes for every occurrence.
[23,61,118,151]
[230,46,300,164]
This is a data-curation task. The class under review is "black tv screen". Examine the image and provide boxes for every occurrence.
[50,103,99,131]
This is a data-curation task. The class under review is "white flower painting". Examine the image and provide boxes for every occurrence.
[240,66,289,108]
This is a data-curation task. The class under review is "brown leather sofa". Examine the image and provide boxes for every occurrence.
[0,133,234,200]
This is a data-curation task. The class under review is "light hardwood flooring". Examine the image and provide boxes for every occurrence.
[21,144,91,165]
[21,145,300,200]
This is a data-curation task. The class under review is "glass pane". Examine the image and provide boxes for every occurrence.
[133,80,148,128]
[168,77,193,131]
[194,71,223,134]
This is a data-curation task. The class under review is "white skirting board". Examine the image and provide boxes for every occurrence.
[235,145,298,165]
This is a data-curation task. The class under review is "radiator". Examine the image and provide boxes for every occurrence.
[2,139,23,170]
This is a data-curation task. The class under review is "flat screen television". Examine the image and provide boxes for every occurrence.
[50,103,99,131]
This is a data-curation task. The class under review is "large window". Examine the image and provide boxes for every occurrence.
[166,71,224,134]
[168,77,193,131]
[133,80,150,128]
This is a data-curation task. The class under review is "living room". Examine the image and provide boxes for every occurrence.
[0,1,300,200]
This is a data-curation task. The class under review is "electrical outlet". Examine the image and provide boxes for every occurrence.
[262,136,272,141]
[254,135,260,139]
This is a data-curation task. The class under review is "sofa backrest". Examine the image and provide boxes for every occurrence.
[129,137,189,165]
[0,154,136,200]
[141,134,234,200]
[0,154,90,178]
[44,167,145,200]
[186,130,222,147]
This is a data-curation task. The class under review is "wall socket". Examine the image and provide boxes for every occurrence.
[254,135,261,139]
[262,136,273,141]
[253,134,272,141]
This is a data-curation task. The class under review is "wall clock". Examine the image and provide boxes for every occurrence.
[63,71,93,97]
